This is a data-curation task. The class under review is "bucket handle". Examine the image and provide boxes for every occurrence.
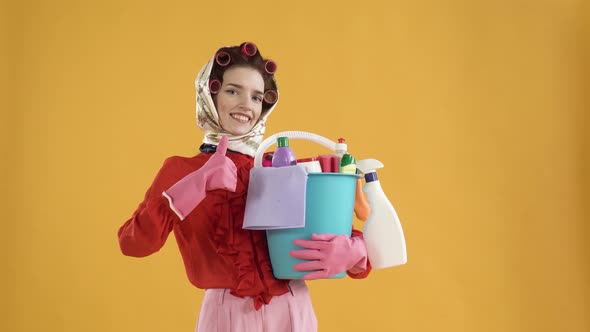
[254,131,337,168]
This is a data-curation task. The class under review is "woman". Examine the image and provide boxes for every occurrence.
[117,42,370,332]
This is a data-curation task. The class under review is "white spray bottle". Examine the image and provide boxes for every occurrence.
[357,159,407,269]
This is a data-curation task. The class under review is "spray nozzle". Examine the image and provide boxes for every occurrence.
[356,159,384,182]
[356,159,384,174]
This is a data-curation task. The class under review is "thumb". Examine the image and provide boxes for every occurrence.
[216,136,229,155]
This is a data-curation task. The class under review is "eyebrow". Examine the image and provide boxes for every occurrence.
[226,83,264,96]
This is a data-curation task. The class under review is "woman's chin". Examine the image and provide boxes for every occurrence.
[226,126,251,136]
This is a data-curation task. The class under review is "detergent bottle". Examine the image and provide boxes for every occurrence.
[335,138,347,158]
[356,159,407,269]
[340,153,357,174]
[334,138,347,172]
[272,137,297,167]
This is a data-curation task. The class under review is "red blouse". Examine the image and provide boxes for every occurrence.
[117,151,370,310]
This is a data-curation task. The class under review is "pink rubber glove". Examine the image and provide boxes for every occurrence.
[162,136,237,220]
[290,234,368,280]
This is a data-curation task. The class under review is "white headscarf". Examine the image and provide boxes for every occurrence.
[195,51,279,157]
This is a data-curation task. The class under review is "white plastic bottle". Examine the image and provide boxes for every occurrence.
[334,137,347,158]
[334,138,347,173]
[357,159,407,269]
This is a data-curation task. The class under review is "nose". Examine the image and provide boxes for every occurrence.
[239,93,255,109]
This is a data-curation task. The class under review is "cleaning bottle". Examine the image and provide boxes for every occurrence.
[272,137,297,167]
[354,167,371,221]
[334,138,347,172]
[334,138,347,158]
[356,159,407,269]
[340,153,356,174]
[262,152,274,167]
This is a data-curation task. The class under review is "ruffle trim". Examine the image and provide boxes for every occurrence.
[212,189,290,311]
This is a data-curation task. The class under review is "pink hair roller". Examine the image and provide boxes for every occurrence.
[208,79,221,94]
[264,60,277,74]
[215,51,231,66]
[263,90,278,104]
[240,42,257,56]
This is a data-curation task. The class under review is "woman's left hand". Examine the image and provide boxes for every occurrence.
[290,234,368,280]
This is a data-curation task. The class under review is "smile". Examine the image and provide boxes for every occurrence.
[230,113,251,123]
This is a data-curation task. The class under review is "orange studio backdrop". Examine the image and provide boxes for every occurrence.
[3,0,589,331]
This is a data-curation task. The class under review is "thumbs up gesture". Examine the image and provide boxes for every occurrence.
[163,136,237,220]
[203,136,238,192]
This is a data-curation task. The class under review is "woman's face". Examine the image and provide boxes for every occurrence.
[215,66,265,136]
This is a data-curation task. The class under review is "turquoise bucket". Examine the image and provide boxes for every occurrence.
[266,172,358,279]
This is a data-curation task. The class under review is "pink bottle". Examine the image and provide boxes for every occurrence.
[262,152,274,167]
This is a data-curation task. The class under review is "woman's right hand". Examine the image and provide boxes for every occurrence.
[203,136,238,192]
[162,136,237,220]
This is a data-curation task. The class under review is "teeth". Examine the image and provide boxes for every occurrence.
[231,114,250,122]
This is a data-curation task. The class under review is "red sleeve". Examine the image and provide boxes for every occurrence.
[347,228,372,279]
[117,158,182,257]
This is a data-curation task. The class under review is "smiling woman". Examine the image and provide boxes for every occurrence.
[196,42,280,156]
[117,42,371,332]
[215,67,265,136]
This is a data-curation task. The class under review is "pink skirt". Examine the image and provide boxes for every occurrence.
[196,280,317,332]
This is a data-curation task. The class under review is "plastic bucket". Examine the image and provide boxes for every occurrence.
[266,172,357,279]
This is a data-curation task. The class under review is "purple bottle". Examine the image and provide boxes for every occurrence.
[272,137,297,167]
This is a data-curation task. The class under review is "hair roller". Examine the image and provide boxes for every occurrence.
[240,42,258,57]
[263,90,278,104]
[215,51,231,66]
[263,60,277,74]
[208,79,221,94]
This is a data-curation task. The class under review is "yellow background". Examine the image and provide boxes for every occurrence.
[2,0,589,331]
